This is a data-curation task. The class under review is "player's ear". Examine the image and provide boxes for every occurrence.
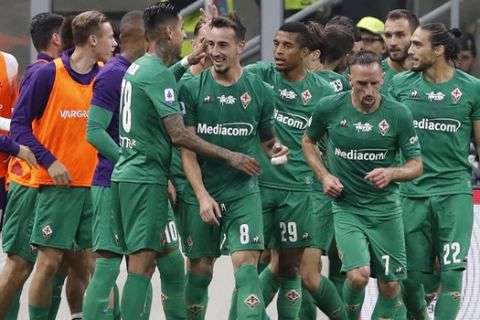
[165,24,173,40]
[237,40,245,53]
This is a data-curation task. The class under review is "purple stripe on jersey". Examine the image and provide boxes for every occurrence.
[91,54,130,187]
[0,135,19,156]
[11,49,100,169]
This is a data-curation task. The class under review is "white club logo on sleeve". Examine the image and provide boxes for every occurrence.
[164,88,175,104]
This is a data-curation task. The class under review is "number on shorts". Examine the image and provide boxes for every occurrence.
[443,242,461,265]
[240,224,249,244]
[280,222,298,242]
[120,79,132,133]
[382,255,390,276]
[163,221,178,244]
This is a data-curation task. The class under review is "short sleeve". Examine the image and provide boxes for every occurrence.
[179,79,198,127]
[145,72,181,119]
[396,106,421,160]
[306,100,329,141]
[258,83,275,131]
[470,80,480,120]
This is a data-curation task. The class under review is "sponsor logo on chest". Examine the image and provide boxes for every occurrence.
[413,118,461,133]
[273,108,310,130]
[217,95,236,105]
[353,121,372,132]
[425,91,445,102]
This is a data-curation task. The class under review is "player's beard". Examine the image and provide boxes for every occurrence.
[410,59,432,72]
[388,46,409,64]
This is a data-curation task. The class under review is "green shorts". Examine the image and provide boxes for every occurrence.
[310,191,334,253]
[178,192,264,259]
[31,186,93,250]
[402,194,473,272]
[2,182,38,263]
[334,211,407,281]
[111,182,169,255]
[261,187,313,249]
[91,186,123,254]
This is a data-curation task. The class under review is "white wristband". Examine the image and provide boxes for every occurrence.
[271,155,288,165]
[180,56,190,68]
[0,117,11,131]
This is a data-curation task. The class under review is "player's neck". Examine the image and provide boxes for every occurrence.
[42,47,61,60]
[69,47,98,74]
[308,60,323,72]
[423,60,455,84]
[149,41,177,67]
[281,66,307,82]
[211,64,243,86]
[323,58,342,72]
[388,57,409,73]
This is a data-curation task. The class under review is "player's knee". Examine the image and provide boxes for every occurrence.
[189,257,215,275]
[347,269,369,290]
[378,280,400,298]
[278,260,300,279]
[37,256,62,278]
[2,256,33,284]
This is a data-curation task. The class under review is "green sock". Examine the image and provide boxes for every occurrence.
[49,274,66,320]
[328,244,346,300]
[157,250,186,319]
[83,258,121,320]
[5,288,22,320]
[422,272,440,305]
[393,298,407,320]
[121,272,151,320]
[435,270,463,320]
[299,287,317,320]
[259,267,279,307]
[277,276,302,320]
[185,271,212,320]
[29,304,51,320]
[142,283,153,320]
[343,281,365,320]
[402,272,427,319]
[310,276,347,319]
[228,289,238,320]
[371,293,399,319]
[113,283,121,320]
[235,264,266,319]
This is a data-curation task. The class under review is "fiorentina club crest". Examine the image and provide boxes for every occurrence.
[301,90,312,104]
[42,225,53,240]
[378,119,389,136]
[451,87,462,103]
[244,294,260,309]
[240,92,251,109]
[187,304,204,315]
[286,289,301,304]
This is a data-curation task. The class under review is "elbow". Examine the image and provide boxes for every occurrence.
[169,129,184,146]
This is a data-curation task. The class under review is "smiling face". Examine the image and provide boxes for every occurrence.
[207,26,243,74]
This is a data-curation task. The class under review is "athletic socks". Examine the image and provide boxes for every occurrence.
[28,304,51,320]
[402,272,428,319]
[259,267,279,307]
[228,288,239,320]
[113,283,121,320]
[121,272,151,320]
[185,270,212,320]
[157,250,186,319]
[49,274,66,320]
[277,276,302,320]
[5,288,22,320]
[234,264,266,319]
[142,283,153,320]
[83,257,121,320]
[298,287,317,320]
[310,275,347,319]
[343,280,365,320]
[435,270,463,320]
[423,272,440,305]
[371,293,400,319]
[328,242,346,299]
[258,261,268,274]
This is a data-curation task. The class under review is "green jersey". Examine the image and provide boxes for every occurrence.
[245,61,334,191]
[306,92,421,216]
[111,54,181,184]
[390,69,480,197]
[315,70,351,93]
[381,58,399,95]
[169,69,196,195]
[180,68,275,203]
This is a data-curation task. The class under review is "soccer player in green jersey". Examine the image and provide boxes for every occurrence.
[304,51,423,320]
[110,4,260,319]
[381,9,419,94]
[390,23,480,320]
[245,22,335,319]
[179,14,289,319]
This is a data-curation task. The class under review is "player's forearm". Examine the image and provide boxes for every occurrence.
[181,147,210,200]
[261,137,278,158]
[302,134,331,183]
[390,157,423,182]
[86,105,120,162]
